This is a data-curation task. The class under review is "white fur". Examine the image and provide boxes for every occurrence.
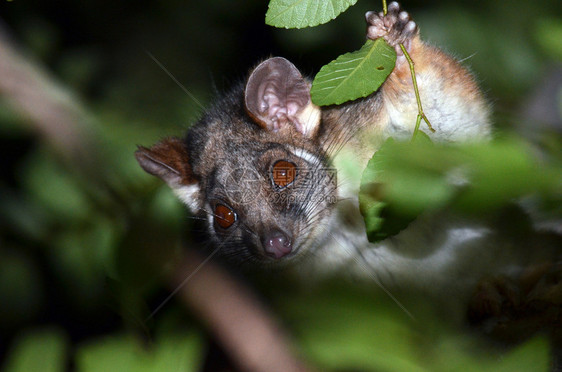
[288,146,322,166]
[173,184,201,212]
[306,202,499,307]
[383,73,491,142]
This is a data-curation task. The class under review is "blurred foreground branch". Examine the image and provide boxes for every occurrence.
[0,21,96,166]
[174,249,309,372]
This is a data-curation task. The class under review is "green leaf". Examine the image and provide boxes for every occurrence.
[276,280,551,371]
[493,336,549,372]
[266,0,357,29]
[447,138,561,212]
[4,328,68,372]
[311,38,396,106]
[76,331,203,372]
[279,282,424,371]
[359,135,562,243]
[359,137,453,243]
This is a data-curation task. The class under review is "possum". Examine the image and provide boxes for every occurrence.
[135,2,560,322]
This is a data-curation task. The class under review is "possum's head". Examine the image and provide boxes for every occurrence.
[135,57,339,264]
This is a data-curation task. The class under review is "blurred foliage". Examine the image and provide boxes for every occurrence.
[3,327,68,372]
[275,281,551,371]
[360,134,562,242]
[0,0,561,371]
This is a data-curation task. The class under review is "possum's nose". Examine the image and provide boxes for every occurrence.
[263,231,292,259]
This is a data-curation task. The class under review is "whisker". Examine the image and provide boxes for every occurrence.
[354,245,416,321]
[144,49,206,111]
[145,244,221,321]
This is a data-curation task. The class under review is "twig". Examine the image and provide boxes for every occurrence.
[381,1,434,139]
[0,21,97,166]
[399,44,435,138]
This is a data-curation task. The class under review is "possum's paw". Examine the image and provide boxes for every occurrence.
[365,2,418,56]
[467,275,521,330]
[467,263,562,343]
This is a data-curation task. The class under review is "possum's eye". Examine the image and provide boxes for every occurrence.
[214,204,236,229]
[271,160,297,188]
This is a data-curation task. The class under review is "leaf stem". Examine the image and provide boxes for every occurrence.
[382,0,388,15]
[399,44,435,138]
[412,114,422,141]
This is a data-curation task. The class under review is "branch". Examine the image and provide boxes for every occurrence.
[173,249,310,372]
[0,20,98,167]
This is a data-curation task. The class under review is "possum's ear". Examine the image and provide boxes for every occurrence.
[135,137,201,211]
[245,57,321,138]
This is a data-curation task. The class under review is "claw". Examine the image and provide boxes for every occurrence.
[405,21,416,34]
[388,1,400,12]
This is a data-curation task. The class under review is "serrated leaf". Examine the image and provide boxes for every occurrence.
[311,38,396,106]
[266,0,357,29]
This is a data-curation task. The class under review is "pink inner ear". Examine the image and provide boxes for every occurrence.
[245,57,313,134]
[286,101,299,117]
[261,85,287,131]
